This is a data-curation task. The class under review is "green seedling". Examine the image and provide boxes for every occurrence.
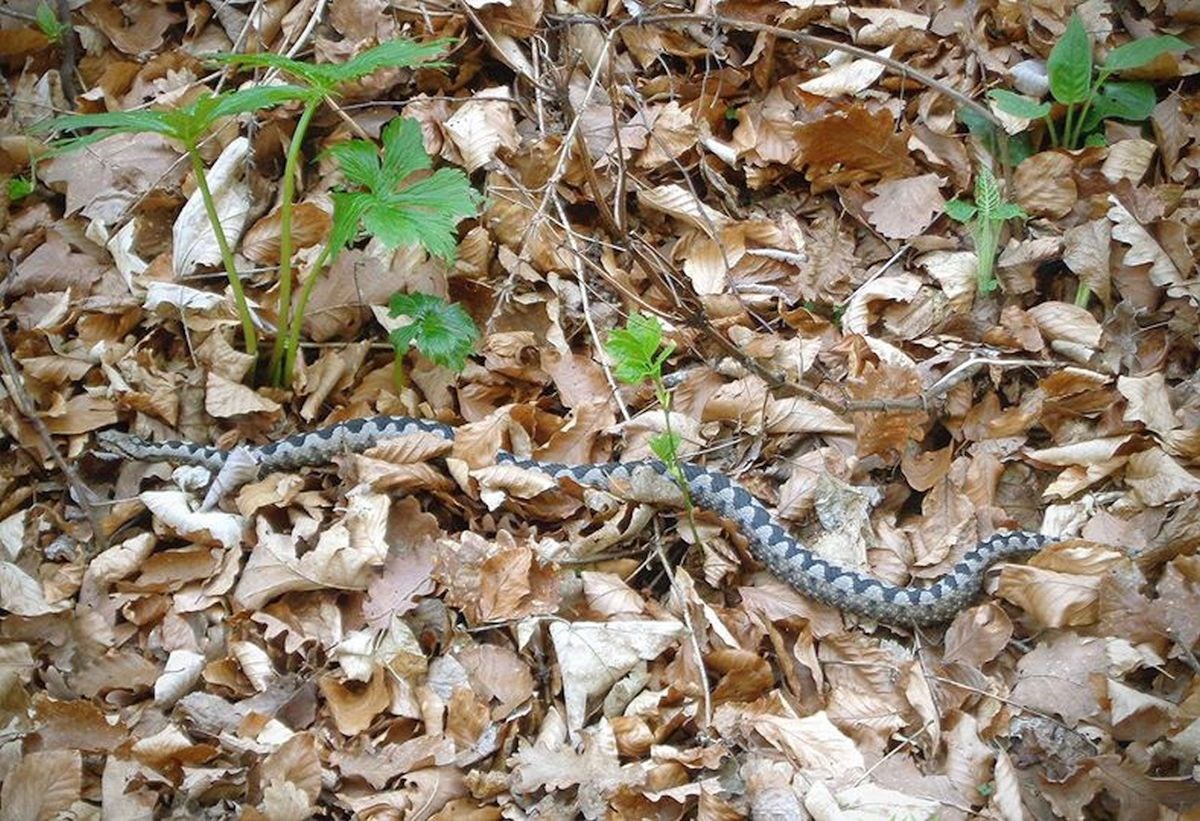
[212,38,452,385]
[35,2,70,43]
[944,167,1026,296]
[989,14,1189,149]
[38,85,309,357]
[387,292,479,391]
[606,313,688,493]
[281,116,480,380]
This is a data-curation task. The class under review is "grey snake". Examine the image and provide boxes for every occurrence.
[97,415,1050,626]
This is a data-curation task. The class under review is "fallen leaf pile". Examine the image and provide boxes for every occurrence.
[0,1,1198,819]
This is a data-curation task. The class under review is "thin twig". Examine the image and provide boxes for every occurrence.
[54,0,77,105]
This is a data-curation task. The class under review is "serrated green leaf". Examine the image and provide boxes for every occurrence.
[208,85,310,119]
[328,191,370,258]
[379,118,433,190]
[36,109,175,137]
[7,176,34,200]
[1103,35,1190,72]
[1048,14,1094,104]
[387,291,479,372]
[1092,80,1157,122]
[974,168,1002,214]
[606,312,674,385]
[363,169,479,260]
[35,2,64,40]
[988,89,1052,120]
[327,139,382,188]
[324,38,452,83]
[943,198,977,222]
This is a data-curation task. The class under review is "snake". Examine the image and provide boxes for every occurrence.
[96,415,1051,626]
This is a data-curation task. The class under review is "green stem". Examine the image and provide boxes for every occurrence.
[1073,283,1092,307]
[1063,103,1076,149]
[269,99,321,385]
[975,219,999,294]
[188,145,257,357]
[1043,112,1060,148]
[1070,75,1106,149]
[281,243,333,381]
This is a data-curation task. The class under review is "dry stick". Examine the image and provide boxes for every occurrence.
[0,329,109,556]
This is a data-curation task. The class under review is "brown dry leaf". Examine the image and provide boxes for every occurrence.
[1014,151,1077,217]
[798,47,889,97]
[1109,198,1186,294]
[1124,448,1200,506]
[1062,218,1113,305]
[861,174,946,239]
[1011,632,1106,727]
[548,620,685,733]
[319,668,392,736]
[795,106,917,192]
[1117,373,1177,435]
[637,183,731,237]
[174,137,252,275]
[942,603,1013,667]
[241,202,331,264]
[0,749,81,820]
[1101,139,1156,184]
[442,87,521,173]
[205,371,282,418]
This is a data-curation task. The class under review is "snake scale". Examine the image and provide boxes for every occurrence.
[97,415,1051,626]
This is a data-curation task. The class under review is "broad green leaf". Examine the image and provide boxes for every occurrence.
[1084,132,1108,147]
[1047,14,1094,104]
[943,198,977,222]
[379,118,433,190]
[7,176,34,200]
[988,89,1052,120]
[327,139,382,188]
[387,292,479,372]
[1091,80,1157,122]
[362,169,479,260]
[1103,35,1190,72]
[35,2,65,39]
[606,313,674,385]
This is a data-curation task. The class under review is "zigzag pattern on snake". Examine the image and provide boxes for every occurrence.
[97,415,1051,626]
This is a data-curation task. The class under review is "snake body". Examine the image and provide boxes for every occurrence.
[97,415,1049,626]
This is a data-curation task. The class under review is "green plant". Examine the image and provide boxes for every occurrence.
[944,167,1026,296]
[38,85,309,357]
[989,14,1189,149]
[35,1,70,43]
[605,313,689,493]
[280,116,481,380]
[387,292,479,390]
[212,38,451,385]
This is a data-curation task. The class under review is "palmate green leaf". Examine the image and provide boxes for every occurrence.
[650,431,682,466]
[1047,13,1094,104]
[362,169,479,260]
[387,291,479,372]
[328,117,480,261]
[328,191,370,258]
[1103,35,1190,72]
[606,312,675,385]
[988,89,1052,120]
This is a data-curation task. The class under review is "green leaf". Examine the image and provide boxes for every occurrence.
[7,176,35,200]
[1103,35,1190,72]
[650,431,681,466]
[1084,132,1108,147]
[1092,80,1157,122]
[35,2,65,40]
[213,38,451,93]
[379,117,432,190]
[1047,14,1094,104]
[207,85,311,119]
[327,191,370,258]
[606,312,675,385]
[329,118,480,261]
[943,198,977,222]
[387,292,479,372]
[993,202,1027,220]
[974,167,1003,215]
[988,89,1052,120]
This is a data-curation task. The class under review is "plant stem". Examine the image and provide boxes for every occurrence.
[974,219,999,294]
[269,99,320,385]
[1073,283,1092,307]
[281,243,333,381]
[393,350,408,393]
[188,145,257,357]
[1063,103,1076,149]
[1043,113,1060,148]
[1069,75,1106,149]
